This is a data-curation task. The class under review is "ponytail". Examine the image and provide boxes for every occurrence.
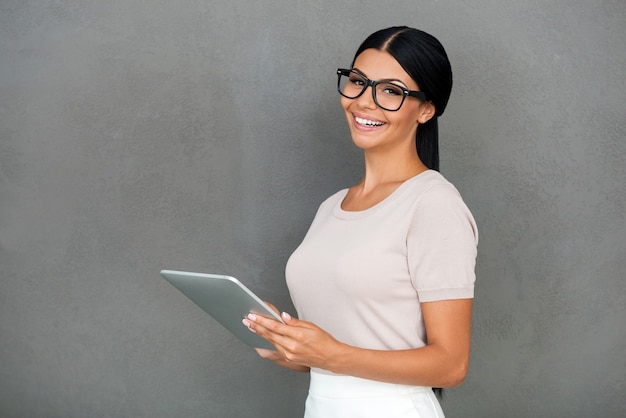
[416,117,439,171]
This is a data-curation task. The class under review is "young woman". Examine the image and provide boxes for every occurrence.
[242,26,478,417]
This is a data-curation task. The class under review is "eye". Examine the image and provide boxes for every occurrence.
[349,76,365,86]
[379,83,405,96]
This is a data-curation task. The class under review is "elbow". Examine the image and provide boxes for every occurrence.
[442,359,469,388]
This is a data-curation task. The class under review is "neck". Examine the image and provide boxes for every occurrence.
[359,148,428,192]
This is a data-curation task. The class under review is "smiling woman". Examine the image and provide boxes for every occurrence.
[242,26,477,418]
[338,48,437,175]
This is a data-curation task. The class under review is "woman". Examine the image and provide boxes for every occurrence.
[242,26,478,417]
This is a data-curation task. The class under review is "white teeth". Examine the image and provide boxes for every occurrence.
[355,116,385,127]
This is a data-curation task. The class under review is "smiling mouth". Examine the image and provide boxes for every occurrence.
[355,116,385,127]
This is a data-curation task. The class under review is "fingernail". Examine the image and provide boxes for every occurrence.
[247,313,257,321]
[242,318,256,333]
[281,312,291,321]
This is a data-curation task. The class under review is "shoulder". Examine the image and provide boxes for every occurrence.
[408,171,478,242]
[309,188,348,219]
[317,188,348,210]
[407,170,464,206]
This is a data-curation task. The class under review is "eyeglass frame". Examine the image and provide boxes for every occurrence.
[336,68,428,111]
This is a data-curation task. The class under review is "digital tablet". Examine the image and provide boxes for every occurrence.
[160,270,283,350]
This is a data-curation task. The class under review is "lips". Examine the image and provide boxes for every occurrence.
[354,115,385,127]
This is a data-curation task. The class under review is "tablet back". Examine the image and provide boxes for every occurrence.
[160,270,282,350]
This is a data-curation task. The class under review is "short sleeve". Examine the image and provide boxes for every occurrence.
[407,183,478,302]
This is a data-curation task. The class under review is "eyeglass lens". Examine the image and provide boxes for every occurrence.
[338,70,406,111]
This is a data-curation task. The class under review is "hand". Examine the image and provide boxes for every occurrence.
[243,310,348,371]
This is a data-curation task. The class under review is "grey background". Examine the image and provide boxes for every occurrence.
[1,0,624,417]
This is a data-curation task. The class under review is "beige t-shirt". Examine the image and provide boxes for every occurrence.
[286,170,478,373]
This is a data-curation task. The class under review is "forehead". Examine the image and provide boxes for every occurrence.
[352,49,417,89]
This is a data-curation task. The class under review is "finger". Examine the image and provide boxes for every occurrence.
[254,348,279,358]
[252,312,317,341]
[246,313,285,333]
[279,312,316,330]
[242,317,257,333]
[244,319,292,355]
[246,314,303,351]
[243,315,278,343]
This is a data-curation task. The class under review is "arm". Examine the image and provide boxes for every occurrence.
[245,298,472,387]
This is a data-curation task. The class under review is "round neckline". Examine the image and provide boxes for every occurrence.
[333,170,433,220]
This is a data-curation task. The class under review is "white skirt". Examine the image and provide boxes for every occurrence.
[304,371,445,418]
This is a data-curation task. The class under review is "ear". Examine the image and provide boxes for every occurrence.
[416,101,436,124]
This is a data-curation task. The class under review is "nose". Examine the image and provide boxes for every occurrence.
[354,85,378,109]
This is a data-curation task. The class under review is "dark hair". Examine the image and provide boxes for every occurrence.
[351,26,453,171]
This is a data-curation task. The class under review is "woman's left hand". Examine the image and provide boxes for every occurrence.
[243,311,347,371]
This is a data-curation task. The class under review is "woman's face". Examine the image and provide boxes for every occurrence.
[341,48,434,153]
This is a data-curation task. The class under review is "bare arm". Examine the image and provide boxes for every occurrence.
[245,298,472,387]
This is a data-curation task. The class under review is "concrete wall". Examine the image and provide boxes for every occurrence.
[1,1,624,416]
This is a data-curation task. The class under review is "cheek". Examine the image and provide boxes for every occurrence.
[395,107,421,127]
[340,96,352,112]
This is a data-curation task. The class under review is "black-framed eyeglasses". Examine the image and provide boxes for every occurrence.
[337,68,427,112]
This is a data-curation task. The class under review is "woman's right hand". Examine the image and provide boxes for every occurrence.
[245,301,310,373]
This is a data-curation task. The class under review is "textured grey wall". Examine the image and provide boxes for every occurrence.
[1,1,624,417]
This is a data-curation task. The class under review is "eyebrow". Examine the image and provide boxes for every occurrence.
[352,67,409,87]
